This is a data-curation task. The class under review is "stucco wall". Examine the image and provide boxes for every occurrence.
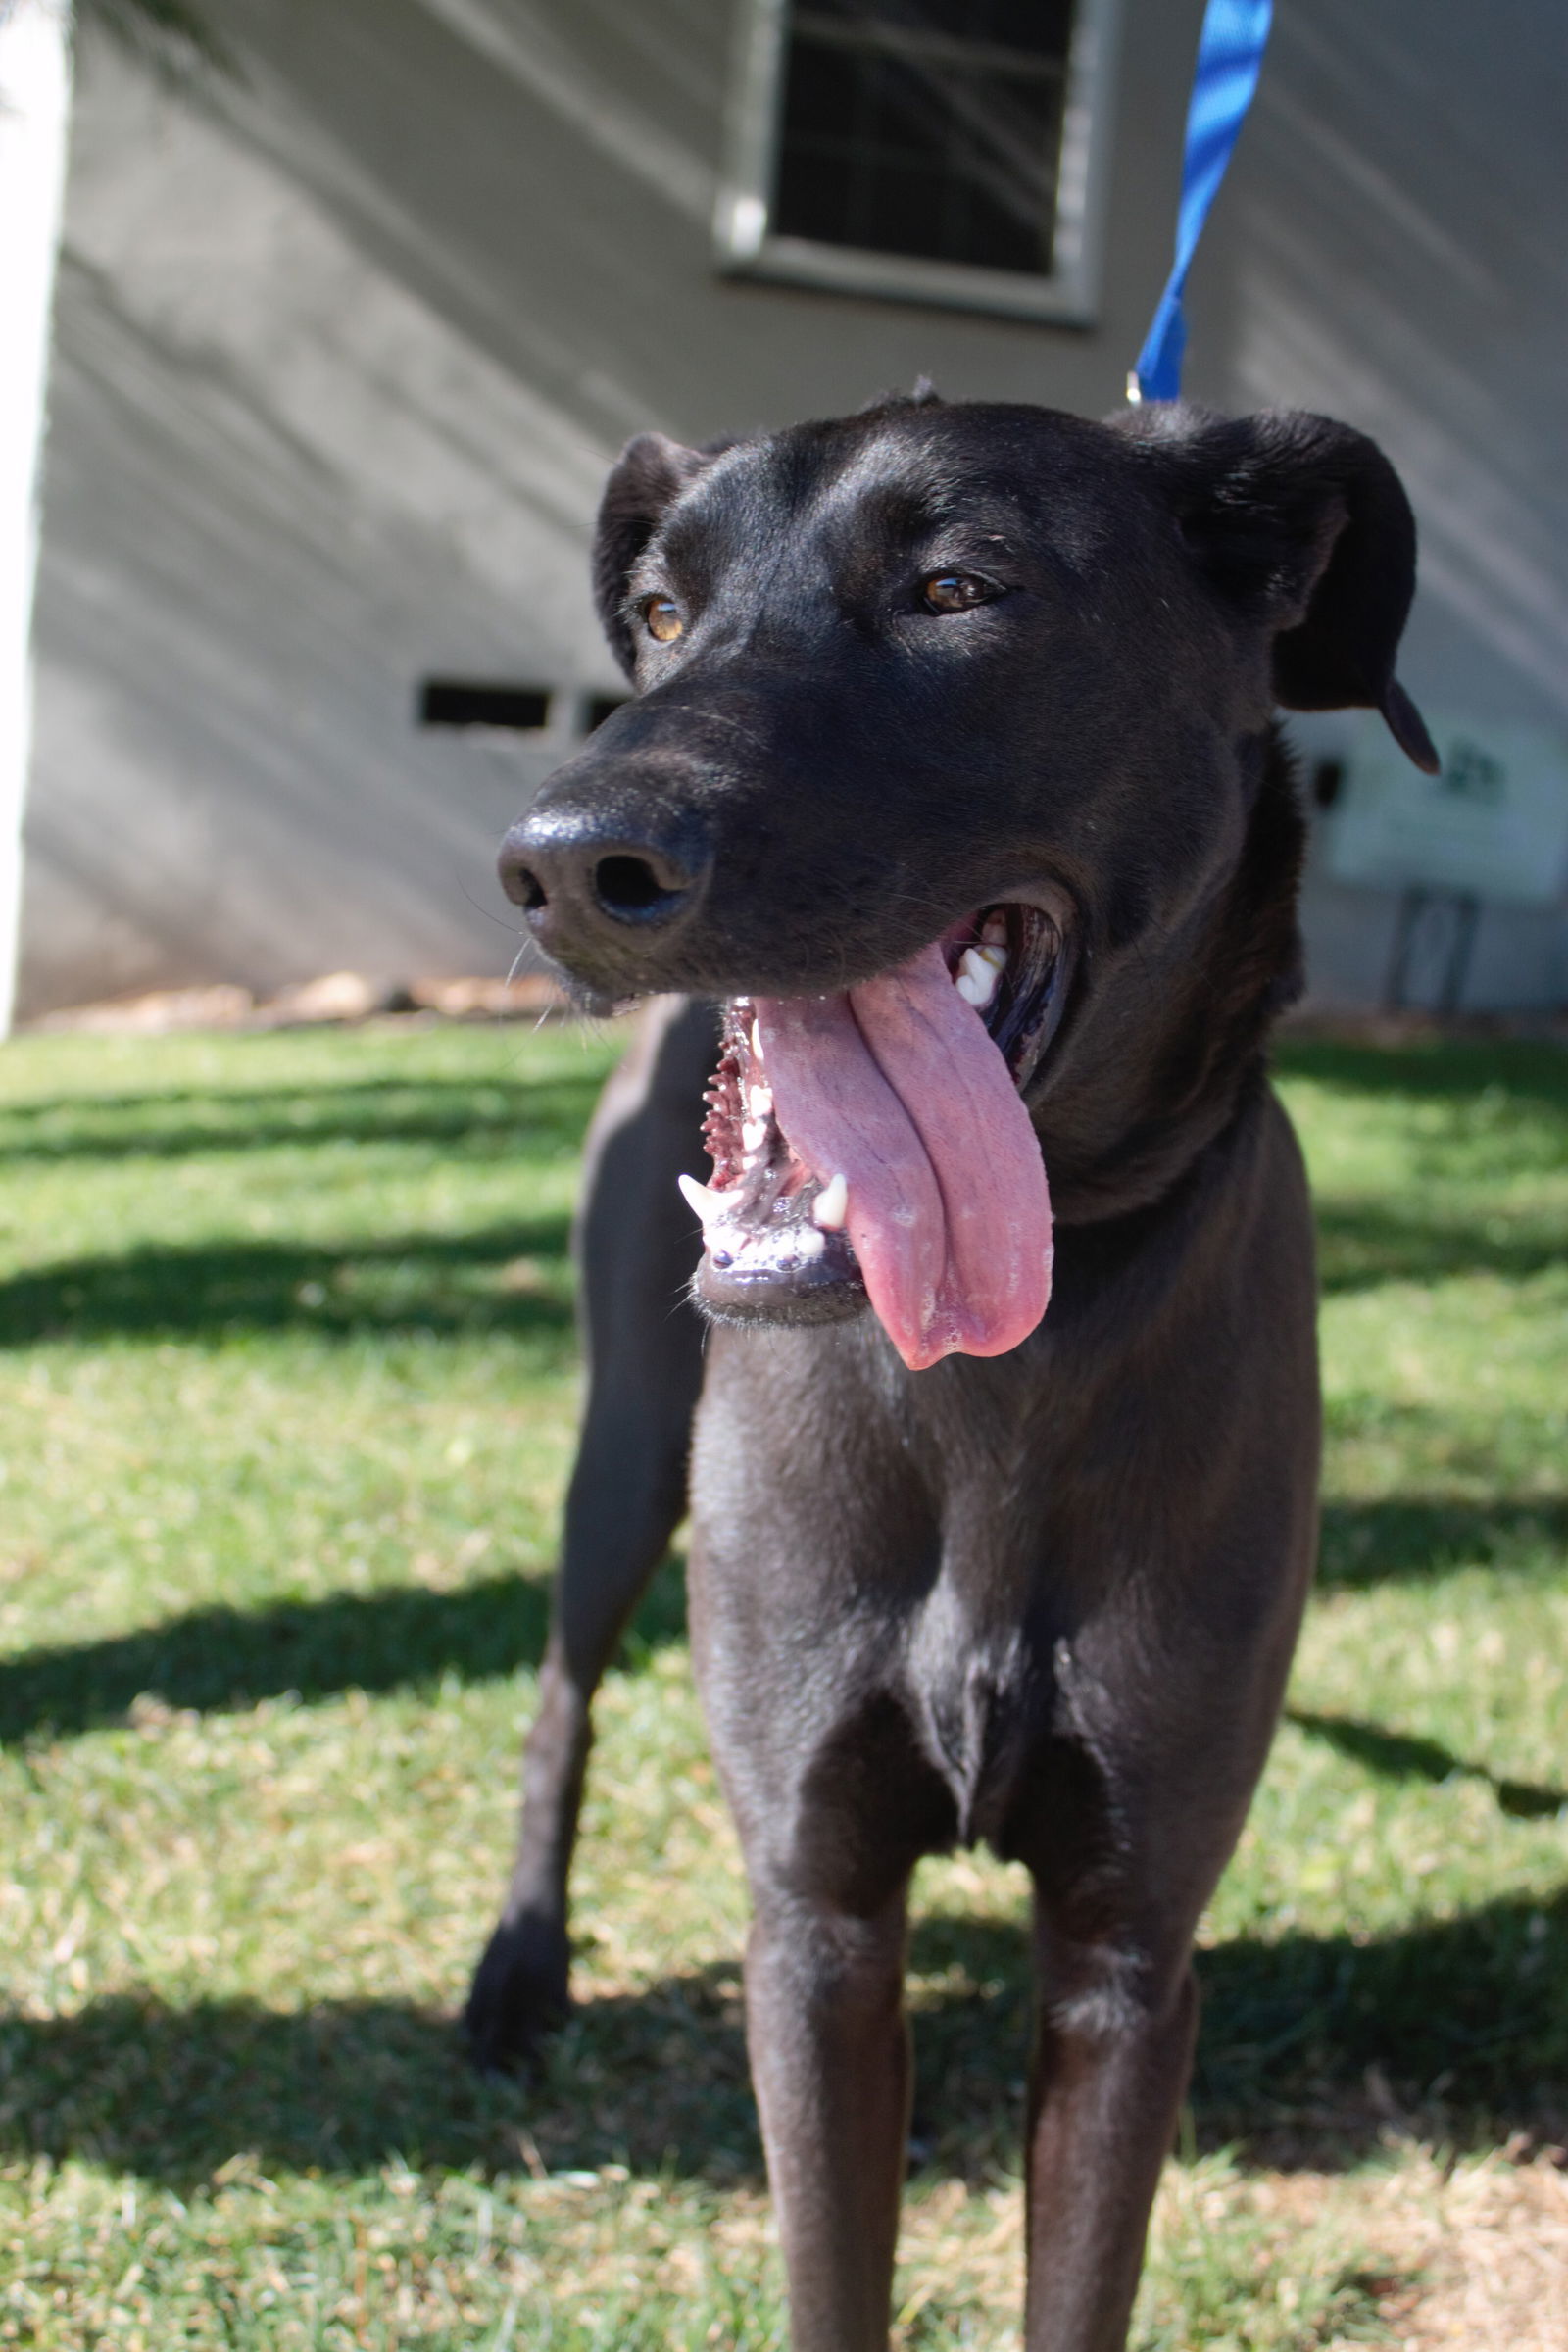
[18,0,1568,1014]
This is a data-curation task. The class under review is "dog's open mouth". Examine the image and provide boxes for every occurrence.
[679,904,1069,1370]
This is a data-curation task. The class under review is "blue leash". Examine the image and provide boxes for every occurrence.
[1129,0,1274,404]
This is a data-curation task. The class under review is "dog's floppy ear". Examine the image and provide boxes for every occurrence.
[1129,406,1439,771]
[593,431,723,677]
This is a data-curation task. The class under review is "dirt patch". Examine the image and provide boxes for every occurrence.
[23,970,571,1034]
[1359,2145,1568,2351]
[1280,1005,1568,1047]
[902,2143,1568,2349]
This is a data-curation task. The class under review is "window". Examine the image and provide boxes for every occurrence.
[717,0,1120,321]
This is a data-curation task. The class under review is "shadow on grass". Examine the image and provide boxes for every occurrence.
[1288,1708,1566,1819]
[6,1202,1559,1347]
[1273,1038,1568,1294]
[908,1888,1568,2177]
[0,1219,578,1348]
[0,1980,762,2195]
[10,1041,1554,1167]
[0,1558,689,1744]
[2,1887,1562,2190]
[1190,1883,1568,2153]
[1314,1200,1567,1293]
[1274,1037,1568,1117]
[0,1072,608,1168]
[1318,1493,1568,1587]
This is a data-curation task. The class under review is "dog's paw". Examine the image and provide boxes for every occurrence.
[463,1911,571,2075]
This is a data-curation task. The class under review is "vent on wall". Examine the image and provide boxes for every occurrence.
[1311,758,1346,811]
[417,680,552,731]
[584,694,629,732]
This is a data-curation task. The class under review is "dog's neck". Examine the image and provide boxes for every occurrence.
[1038,729,1307,1227]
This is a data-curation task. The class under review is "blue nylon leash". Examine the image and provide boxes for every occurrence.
[1128,0,1274,404]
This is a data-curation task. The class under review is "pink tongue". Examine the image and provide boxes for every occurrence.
[755,945,1053,1371]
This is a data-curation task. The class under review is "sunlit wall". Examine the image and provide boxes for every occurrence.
[19,0,1568,1013]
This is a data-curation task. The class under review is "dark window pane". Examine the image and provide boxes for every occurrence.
[782,33,859,141]
[861,53,950,164]
[959,181,1045,272]
[949,68,1059,237]
[973,0,1074,58]
[774,145,858,246]
[773,0,1074,275]
[800,0,1072,56]
[859,155,950,258]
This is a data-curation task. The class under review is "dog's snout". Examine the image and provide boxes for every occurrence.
[499,799,712,961]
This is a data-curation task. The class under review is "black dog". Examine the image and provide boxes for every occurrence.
[466,391,1436,2350]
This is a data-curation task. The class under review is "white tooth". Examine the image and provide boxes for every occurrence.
[973,941,1007,973]
[678,1173,739,1228]
[980,913,1007,946]
[748,1083,773,1120]
[749,1017,762,1062]
[812,1171,849,1229]
[795,1226,825,1259]
[956,950,999,1009]
[741,1118,766,1152]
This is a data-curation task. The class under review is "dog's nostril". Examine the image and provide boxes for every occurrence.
[501,808,709,934]
[593,854,677,915]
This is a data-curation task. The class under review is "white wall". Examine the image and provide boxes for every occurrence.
[0,0,72,1032]
[18,0,1568,1014]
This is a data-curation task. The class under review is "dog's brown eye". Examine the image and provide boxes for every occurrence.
[921,572,993,613]
[643,595,684,644]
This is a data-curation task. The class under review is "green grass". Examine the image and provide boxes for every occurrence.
[0,1020,1563,2348]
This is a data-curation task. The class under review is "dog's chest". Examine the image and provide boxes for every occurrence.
[887,1360,1067,1846]
[902,1566,1052,1849]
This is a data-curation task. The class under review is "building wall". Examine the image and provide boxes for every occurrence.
[18,0,1568,1015]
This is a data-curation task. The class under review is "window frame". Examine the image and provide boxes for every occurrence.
[714,0,1124,323]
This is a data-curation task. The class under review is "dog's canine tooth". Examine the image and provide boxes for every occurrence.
[748,1083,773,1120]
[811,1171,849,1229]
[973,941,1007,973]
[678,1172,740,1228]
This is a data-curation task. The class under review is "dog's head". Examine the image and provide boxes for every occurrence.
[500,397,1433,1368]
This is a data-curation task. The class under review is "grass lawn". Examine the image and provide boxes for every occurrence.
[0,1015,1563,2349]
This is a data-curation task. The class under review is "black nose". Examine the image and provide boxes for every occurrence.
[498,801,712,952]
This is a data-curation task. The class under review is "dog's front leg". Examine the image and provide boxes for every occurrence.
[1012,1547,1310,2342]
[1020,1920,1199,2352]
[466,998,713,2069]
[745,1885,911,2352]
[689,1318,949,2344]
